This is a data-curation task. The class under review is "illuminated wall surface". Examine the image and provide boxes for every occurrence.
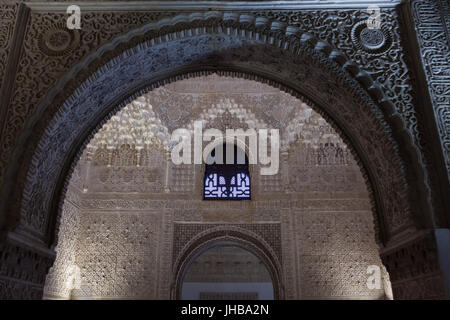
[43,76,392,300]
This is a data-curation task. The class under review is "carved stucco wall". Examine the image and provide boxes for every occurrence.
[0,0,447,300]
[44,76,391,299]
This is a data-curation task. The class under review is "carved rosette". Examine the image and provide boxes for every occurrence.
[38,23,80,56]
[351,21,392,55]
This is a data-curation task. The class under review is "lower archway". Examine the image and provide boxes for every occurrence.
[180,243,275,300]
[172,226,284,300]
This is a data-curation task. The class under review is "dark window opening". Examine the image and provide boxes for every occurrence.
[203,144,251,200]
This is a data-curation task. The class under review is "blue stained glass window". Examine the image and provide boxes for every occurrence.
[203,144,251,200]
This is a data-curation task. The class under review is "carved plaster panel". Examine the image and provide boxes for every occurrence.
[0,2,18,91]
[411,0,450,178]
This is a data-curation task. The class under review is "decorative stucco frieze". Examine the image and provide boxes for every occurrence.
[411,0,450,179]
[0,2,18,94]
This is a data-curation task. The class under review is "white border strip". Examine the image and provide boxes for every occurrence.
[25,1,404,13]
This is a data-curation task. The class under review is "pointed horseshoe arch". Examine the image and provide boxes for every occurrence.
[171,226,284,300]
[1,12,429,253]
